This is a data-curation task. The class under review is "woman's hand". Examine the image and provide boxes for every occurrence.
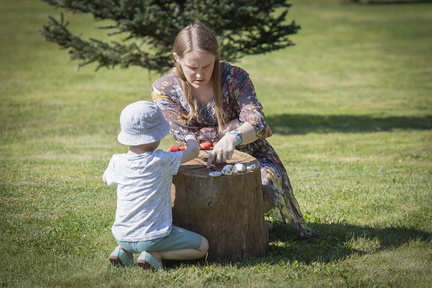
[207,133,238,167]
[208,122,258,167]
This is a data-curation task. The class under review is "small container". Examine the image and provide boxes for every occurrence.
[234,163,246,173]
[209,171,222,177]
[221,164,234,176]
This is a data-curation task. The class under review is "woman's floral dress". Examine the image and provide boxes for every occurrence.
[152,62,316,238]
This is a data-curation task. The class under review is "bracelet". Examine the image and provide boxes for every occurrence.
[183,132,196,141]
[226,130,242,145]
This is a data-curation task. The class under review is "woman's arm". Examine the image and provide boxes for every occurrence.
[218,119,257,145]
[236,81,270,140]
[208,65,270,166]
[220,65,270,139]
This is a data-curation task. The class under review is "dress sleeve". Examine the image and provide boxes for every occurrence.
[152,76,219,144]
[226,65,270,139]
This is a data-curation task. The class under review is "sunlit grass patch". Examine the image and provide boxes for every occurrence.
[1,0,431,287]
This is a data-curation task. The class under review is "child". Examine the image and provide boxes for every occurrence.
[103,101,209,271]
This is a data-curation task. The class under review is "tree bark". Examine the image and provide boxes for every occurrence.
[171,150,268,262]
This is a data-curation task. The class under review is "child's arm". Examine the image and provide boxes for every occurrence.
[181,134,199,164]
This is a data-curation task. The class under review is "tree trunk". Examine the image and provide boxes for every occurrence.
[171,150,268,262]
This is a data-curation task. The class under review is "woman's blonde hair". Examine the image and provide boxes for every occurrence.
[171,23,225,127]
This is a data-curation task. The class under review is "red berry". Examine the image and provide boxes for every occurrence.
[199,142,212,150]
[168,145,181,152]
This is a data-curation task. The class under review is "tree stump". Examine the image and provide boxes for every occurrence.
[171,150,268,262]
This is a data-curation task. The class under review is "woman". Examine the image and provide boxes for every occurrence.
[151,23,316,239]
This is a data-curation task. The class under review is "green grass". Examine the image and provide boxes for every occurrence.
[1,0,431,287]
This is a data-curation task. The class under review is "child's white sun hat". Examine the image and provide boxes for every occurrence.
[117,101,170,146]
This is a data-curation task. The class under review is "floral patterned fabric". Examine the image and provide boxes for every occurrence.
[151,62,316,238]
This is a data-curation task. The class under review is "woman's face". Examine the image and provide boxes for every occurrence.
[175,50,215,90]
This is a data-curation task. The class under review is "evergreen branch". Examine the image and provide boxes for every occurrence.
[40,13,172,72]
[40,0,301,73]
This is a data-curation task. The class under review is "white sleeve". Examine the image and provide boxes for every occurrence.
[103,156,117,186]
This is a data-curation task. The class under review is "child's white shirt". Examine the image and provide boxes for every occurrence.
[103,149,182,242]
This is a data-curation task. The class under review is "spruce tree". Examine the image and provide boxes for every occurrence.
[40,0,300,73]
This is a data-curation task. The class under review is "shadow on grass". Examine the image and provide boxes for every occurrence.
[266,114,432,135]
[164,222,431,269]
[255,222,432,265]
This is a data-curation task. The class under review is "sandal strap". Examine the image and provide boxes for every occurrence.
[138,252,164,271]
[110,246,134,267]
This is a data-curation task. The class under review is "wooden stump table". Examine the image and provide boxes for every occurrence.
[171,150,268,262]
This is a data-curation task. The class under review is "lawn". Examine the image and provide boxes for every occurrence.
[0,0,431,287]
